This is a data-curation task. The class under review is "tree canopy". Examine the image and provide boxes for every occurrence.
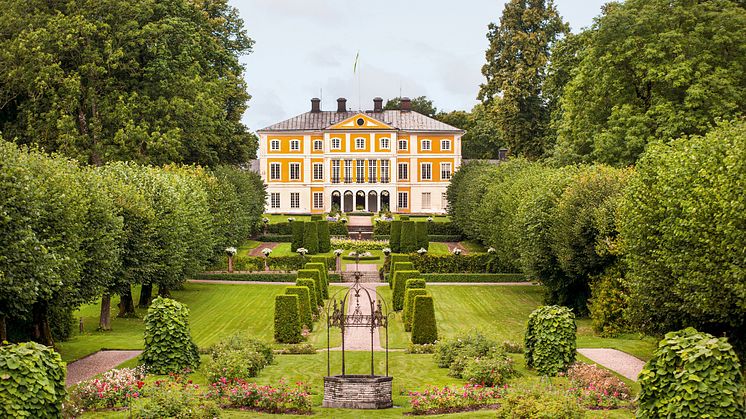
[383,96,437,116]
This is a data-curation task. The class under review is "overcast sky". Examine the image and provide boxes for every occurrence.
[230,0,608,131]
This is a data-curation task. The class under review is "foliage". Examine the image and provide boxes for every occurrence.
[496,385,584,419]
[411,295,437,344]
[435,104,504,159]
[290,221,304,253]
[131,374,219,419]
[588,271,629,337]
[404,289,429,332]
[553,0,746,166]
[192,273,295,282]
[389,220,402,253]
[0,341,66,418]
[285,286,313,331]
[563,362,630,402]
[501,341,523,354]
[207,333,274,365]
[273,295,302,344]
[392,270,421,311]
[0,0,256,166]
[412,254,511,274]
[330,237,389,250]
[275,343,316,355]
[141,297,200,374]
[428,235,463,242]
[447,161,500,241]
[383,96,437,116]
[204,348,268,384]
[301,221,319,254]
[524,305,576,376]
[461,349,517,387]
[208,379,313,414]
[66,366,146,413]
[328,221,349,236]
[434,330,497,369]
[478,0,568,158]
[399,221,418,253]
[415,222,429,250]
[422,273,527,283]
[268,255,334,273]
[309,255,331,270]
[619,121,746,352]
[304,262,329,299]
[637,327,745,418]
[296,269,323,307]
[408,384,506,415]
[317,221,331,253]
[405,343,437,354]
[295,279,318,311]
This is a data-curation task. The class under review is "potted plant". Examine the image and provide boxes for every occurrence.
[452,248,462,255]
[333,248,344,273]
[261,247,273,271]
[225,247,237,273]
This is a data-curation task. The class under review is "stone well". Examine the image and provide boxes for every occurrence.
[322,375,393,409]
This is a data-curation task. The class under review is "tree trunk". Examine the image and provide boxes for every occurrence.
[138,283,153,308]
[98,293,112,331]
[31,302,54,347]
[117,287,137,318]
[158,286,171,298]
[0,315,7,342]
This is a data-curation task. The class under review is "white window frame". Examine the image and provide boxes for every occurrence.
[270,192,280,209]
[331,137,341,150]
[355,137,366,150]
[332,160,340,182]
[290,139,300,151]
[290,192,300,209]
[398,163,409,181]
[380,160,390,181]
[313,163,324,181]
[440,162,452,180]
[441,139,451,151]
[269,163,281,180]
[313,192,324,209]
[398,192,408,209]
[368,160,377,182]
[270,139,280,151]
[313,139,323,151]
[289,163,300,180]
[421,139,431,151]
[421,163,432,180]
[380,137,390,150]
[422,192,431,209]
[356,159,365,182]
[398,139,408,150]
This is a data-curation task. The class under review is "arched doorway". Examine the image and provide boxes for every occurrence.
[343,191,353,213]
[380,190,390,212]
[331,191,341,213]
[368,191,378,213]
[355,190,366,211]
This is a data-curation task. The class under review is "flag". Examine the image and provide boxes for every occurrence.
[353,51,359,74]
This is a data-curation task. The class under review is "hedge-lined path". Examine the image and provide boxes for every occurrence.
[248,242,278,256]
[577,348,645,381]
[65,350,142,387]
[444,242,469,254]
[188,279,536,286]
[328,281,384,351]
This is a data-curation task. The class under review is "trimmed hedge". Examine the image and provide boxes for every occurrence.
[285,286,313,331]
[342,255,380,261]
[309,255,331,270]
[291,221,304,252]
[302,221,319,254]
[141,297,200,374]
[0,341,66,418]
[373,220,391,235]
[389,254,411,271]
[376,220,461,236]
[297,269,323,306]
[429,235,463,242]
[411,295,437,344]
[422,273,527,283]
[404,288,429,332]
[193,273,296,281]
[318,221,331,252]
[328,221,348,235]
[638,327,745,418]
[295,278,318,309]
[311,214,322,221]
[524,305,576,376]
[304,262,329,299]
[406,278,426,289]
[415,222,429,250]
[392,270,421,311]
[267,255,335,272]
[412,254,510,273]
[400,221,417,253]
[257,234,292,242]
[390,220,402,253]
[269,220,348,236]
[390,261,415,289]
[274,294,302,343]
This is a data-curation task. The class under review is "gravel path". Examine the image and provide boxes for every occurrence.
[249,242,278,257]
[66,350,142,387]
[577,348,646,381]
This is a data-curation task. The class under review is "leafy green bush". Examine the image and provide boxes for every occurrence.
[192,273,296,282]
[404,288,428,332]
[268,255,335,272]
[434,330,497,368]
[392,270,421,311]
[317,221,331,253]
[290,221,304,252]
[274,294,302,344]
[638,327,744,418]
[422,273,527,283]
[207,333,274,365]
[411,254,511,273]
[461,349,517,387]
[302,221,318,254]
[297,269,323,306]
[588,271,628,337]
[411,295,437,344]
[400,221,417,252]
[524,305,576,376]
[295,278,318,310]
[276,343,316,354]
[132,374,220,419]
[428,234,463,242]
[141,297,200,374]
[305,262,328,299]
[406,343,437,354]
[257,234,292,242]
[406,278,426,289]
[389,220,402,253]
[388,253,410,271]
[285,286,313,331]
[496,385,584,419]
[0,341,66,418]
[373,219,391,235]
[328,221,348,236]
[204,348,268,383]
[310,214,322,221]
[390,260,415,289]
[415,222,429,250]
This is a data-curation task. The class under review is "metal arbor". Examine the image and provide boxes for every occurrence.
[326,266,390,377]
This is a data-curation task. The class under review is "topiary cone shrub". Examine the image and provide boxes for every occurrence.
[141,296,200,374]
[392,270,421,311]
[524,305,576,376]
[291,221,305,252]
[0,341,66,418]
[411,295,437,344]
[305,262,329,298]
[400,221,417,253]
[274,294,302,343]
[295,278,318,310]
[302,221,319,254]
[638,327,745,418]
[285,286,313,332]
[415,221,429,250]
[388,256,412,288]
[317,221,331,253]
[390,220,402,253]
[297,269,323,306]
[404,288,428,332]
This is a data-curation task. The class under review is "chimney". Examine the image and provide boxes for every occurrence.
[400,97,411,112]
[498,148,509,161]
[373,97,383,112]
[337,97,347,112]
[310,97,321,113]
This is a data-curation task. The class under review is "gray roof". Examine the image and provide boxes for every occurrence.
[258,110,463,133]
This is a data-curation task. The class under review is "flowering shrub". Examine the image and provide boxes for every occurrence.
[208,379,312,414]
[67,366,146,410]
[331,237,388,250]
[406,343,437,354]
[434,330,497,369]
[408,384,507,415]
[276,343,316,354]
[562,362,630,403]
[496,385,584,418]
[460,350,518,387]
[131,374,219,419]
[204,348,268,384]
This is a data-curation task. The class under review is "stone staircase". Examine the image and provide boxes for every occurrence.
[347,225,373,240]
[340,271,381,283]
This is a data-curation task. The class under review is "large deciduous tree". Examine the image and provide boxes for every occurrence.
[383,96,437,116]
[478,0,567,159]
[553,0,746,166]
[0,0,257,166]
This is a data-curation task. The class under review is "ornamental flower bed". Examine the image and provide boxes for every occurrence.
[67,366,147,411]
[408,384,507,415]
[330,237,389,250]
[208,379,313,414]
[561,362,630,409]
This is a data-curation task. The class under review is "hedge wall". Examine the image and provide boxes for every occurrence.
[376,220,461,236]
[302,221,319,254]
[400,221,417,253]
[411,295,437,344]
[415,222,429,250]
[388,254,411,271]
[328,221,348,236]
[411,254,510,273]
[524,305,576,376]
[392,270,421,311]
[285,286,313,331]
[291,221,304,252]
[295,278,318,309]
[141,297,200,374]
[257,234,292,242]
[373,220,391,235]
[269,220,348,236]
[267,255,335,272]
[274,294,302,343]
[429,235,463,242]
[390,220,402,253]
[404,281,427,332]
[318,221,331,253]
[297,269,323,306]
[0,341,66,418]
[421,273,527,283]
[305,262,329,298]
[193,273,295,281]
[390,261,415,289]
[309,255,331,270]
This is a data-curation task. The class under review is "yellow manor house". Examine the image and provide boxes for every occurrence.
[257,97,463,214]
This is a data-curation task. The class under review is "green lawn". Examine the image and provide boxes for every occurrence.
[391,214,451,222]
[460,239,486,253]
[427,242,450,254]
[237,240,260,257]
[263,214,314,223]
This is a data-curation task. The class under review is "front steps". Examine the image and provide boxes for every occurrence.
[340,271,381,283]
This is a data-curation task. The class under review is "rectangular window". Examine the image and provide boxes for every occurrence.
[313,140,323,151]
[356,160,365,183]
[344,160,352,183]
[368,160,377,183]
[422,192,431,209]
[289,163,300,180]
[313,163,324,181]
[355,137,366,150]
[440,162,452,180]
[421,163,432,180]
[269,163,281,180]
[398,139,408,150]
[290,192,300,209]
[290,140,300,151]
[270,192,280,209]
[313,192,324,209]
[380,137,390,150]
[332,160,340,183]
[421,139,431,151]
[270,139,280,151]
[398,192,408,209]
[380,160,390,183]
[441,139,451,151]
[331,137,341,149]
[398,163,409,181]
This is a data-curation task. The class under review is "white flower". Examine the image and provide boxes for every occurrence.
[348,251,357,256]
[296,247,308,255]
[382,247,391,255]
[427,216,434,222]
[416,248,428,255]
[262,217,269,223]
[452,248,462,255]
[287,217,296,222]
[225,247,237,256]
[340,217,348,224]
[333,249,344,256]
[487,247,496,254]
[261,248,273,256]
